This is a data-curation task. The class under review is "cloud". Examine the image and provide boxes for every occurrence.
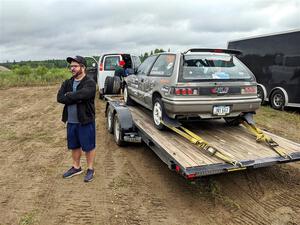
[0,0,299,62]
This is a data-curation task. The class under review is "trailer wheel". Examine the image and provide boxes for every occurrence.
[257,86,265,105]
[114,115,125,146]
[152,97,166,130]
[270,89,285,110]
[124,85,135,106]
[106,108,114,134]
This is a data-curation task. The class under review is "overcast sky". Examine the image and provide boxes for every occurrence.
[0,0,299,62]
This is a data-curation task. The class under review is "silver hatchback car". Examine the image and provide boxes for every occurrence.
[124,49,261,129]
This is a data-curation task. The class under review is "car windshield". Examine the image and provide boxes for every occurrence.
[180,54,254,81]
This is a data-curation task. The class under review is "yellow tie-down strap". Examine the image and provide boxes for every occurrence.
[241,121,291,159]
[161,121,245,170]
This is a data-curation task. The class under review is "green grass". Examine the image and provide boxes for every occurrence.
[0,67,69,89]
[19,211,37,225]
[254,106,300,142]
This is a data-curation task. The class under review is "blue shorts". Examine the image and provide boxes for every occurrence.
[67,122,96,152]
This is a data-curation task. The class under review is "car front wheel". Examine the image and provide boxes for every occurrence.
[124,85,135,106]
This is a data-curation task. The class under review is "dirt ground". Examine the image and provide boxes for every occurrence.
[0,85,299,225]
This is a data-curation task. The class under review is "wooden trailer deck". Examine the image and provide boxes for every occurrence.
[105,95,300,177]
[129,105,300,175]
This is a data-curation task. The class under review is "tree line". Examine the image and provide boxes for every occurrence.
[0,48,170,69]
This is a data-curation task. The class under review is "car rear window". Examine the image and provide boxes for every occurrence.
[104,56,120,71]
[179,54,254,81]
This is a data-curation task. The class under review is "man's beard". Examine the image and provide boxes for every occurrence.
[72,68,83,78]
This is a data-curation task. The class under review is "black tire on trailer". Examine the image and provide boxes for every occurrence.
[104,76,114,94]
[123,84,135,106]
[257,85,265,105]
[106,107,114,134]
[112,76,121,94]
[113,115,125,146]
[270,89,285,110]
[152,97,166,130]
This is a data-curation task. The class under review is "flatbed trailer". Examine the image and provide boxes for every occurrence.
[104,95,300,180]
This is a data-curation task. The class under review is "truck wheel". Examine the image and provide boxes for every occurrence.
[106,108,114,134]
[270,89,285,110]
[124,85,135,106]
[152,97,166,130]
[257,86,265,105]
[104,76,114,94]
[114,115,125,146]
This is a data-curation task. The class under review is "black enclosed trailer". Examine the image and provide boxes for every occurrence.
[104,95,300,180]
[228,30,300,110]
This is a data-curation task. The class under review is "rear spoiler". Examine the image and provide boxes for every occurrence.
[184,48,242,55]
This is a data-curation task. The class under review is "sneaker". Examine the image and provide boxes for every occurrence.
[63,166,83,179]
[84,169,95,182]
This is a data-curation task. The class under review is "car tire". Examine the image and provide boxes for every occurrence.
[224,116,242,126]
[106,108,114,134]
[270,89,285,110]
[113,115,125,146]
[104,76,114,94]
[123,84,135,106]
[257,85,265,105]
[152,97,166,130]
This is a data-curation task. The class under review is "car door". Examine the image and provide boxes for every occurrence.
[144,54,176,107]
[136,56,157,105]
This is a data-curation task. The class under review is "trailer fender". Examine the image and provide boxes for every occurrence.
[107,103,134,131]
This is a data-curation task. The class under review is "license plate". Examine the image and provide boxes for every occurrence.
[213,106,230,116]
[124,136,142,143]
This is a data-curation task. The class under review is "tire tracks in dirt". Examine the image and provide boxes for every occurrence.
[1,86,300,225]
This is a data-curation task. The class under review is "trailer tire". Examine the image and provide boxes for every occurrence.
[106,108,114,134]
[124,84,135,106]
[113,115,125,146]
[152,97,166,130]
[270,89,285,110]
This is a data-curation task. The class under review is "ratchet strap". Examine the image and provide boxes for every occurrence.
[161,121,245,169]
[241,121,292,159]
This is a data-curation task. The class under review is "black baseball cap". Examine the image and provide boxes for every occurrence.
[66,55,87,67]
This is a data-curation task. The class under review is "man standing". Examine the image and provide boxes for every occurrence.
[57,56,96,182]
[114,60,126,78]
